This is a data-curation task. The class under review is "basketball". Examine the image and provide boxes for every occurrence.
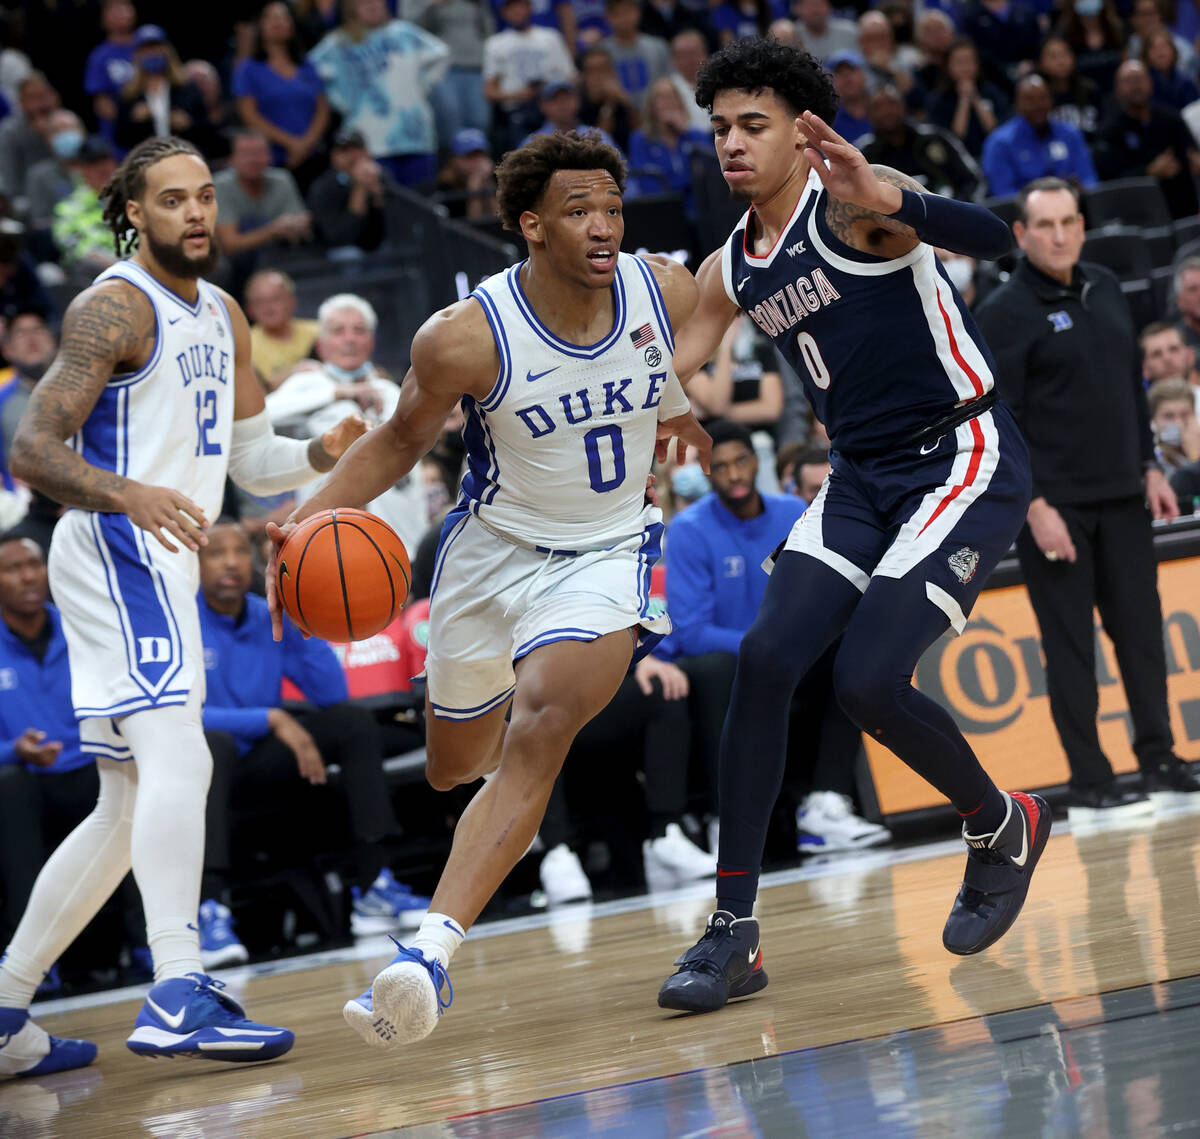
[275,508,411,642]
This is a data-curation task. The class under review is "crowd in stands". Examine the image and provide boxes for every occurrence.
[5,0,1200,988]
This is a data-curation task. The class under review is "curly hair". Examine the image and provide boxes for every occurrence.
[694,37,838,121]
[495,130,627,234]
[100,135,206,257]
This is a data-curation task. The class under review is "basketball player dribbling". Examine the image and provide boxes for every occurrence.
[265,130,709,1049]
[0,137,366,1077]
[656,39,1050,1013]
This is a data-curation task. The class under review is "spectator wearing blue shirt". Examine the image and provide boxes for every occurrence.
[83,0,137,148]
[710,0,787,44]
[233,2,331,194]
[829,52,873,145]
[197,521,427,938]
[627,76,708,204]
[981,74,1098,198]
[662,421,889,854]
[525,81,620,150]
[0,535,145,969]
[0,536,90,945]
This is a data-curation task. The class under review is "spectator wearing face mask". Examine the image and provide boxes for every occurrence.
[22,110,86,234]
[1148,377,1200,476]
[114,25,214,156]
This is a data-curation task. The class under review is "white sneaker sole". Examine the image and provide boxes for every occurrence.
[342,995,402,1050]
[199,943,249,969]
[1068,798,1156,825]
[797,830,892,854]
[350,908,429,937]
[371,961,441,1044]
[343,962,440,1049]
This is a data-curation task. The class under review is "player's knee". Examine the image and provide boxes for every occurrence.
[832,646,898,728]
[503,705,576,775]
[736,621,797,692]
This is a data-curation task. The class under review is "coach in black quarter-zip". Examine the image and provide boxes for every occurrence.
[977,175,1200,824]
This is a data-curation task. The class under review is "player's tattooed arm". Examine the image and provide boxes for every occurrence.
[9,282,154,511]
[823,165,922,255]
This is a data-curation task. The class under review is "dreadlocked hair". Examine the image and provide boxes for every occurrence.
[101,135,205,256]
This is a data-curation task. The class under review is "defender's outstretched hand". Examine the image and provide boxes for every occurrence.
[799,111,901,215]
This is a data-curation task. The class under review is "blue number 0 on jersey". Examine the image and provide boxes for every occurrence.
[584,424,626,493]
[194,390,221,457]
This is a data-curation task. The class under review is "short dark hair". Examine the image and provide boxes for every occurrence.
[775,440,829,482]
[707,418,755,452]
[1016,176,1081,223]
[495,130,627,233]
[694,37,837,120]
[1139,319,1180,347]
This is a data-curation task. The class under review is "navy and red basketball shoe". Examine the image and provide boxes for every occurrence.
[657,911,767,1013]
[943,790,1051,956]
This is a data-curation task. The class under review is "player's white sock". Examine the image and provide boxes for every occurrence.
[0,946,46,1010]
[119,695,211,982]
[411,913,465,970]
[0,757,137,1008]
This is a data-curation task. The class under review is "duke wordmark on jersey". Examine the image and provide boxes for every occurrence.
[516,372,671,438]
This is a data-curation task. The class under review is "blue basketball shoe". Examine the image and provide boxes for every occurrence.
[125,973,294,1062]
[343,940,452,1049]
[197,900,249,969]
[0,1008,96,1079]
[350,869,431,936]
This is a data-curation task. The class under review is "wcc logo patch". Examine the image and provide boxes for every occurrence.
[948,547,981,584]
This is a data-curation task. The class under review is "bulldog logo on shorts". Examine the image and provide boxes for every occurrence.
[948,547,980,584]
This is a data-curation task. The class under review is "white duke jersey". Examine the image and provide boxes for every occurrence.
[72,259,235,524]
[50,260,236,729]
[465,252,689,550]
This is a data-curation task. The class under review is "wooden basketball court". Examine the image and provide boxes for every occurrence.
[8,807,1200,1137]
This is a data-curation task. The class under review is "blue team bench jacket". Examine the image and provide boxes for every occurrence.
[0,605,92,773]
[198,592,348,755]
[659,492,807,660]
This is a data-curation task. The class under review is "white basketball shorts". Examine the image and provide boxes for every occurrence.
[424,504,669,721]
[49,508,205,760]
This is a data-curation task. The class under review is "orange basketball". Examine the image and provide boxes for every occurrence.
[275,508,411,642]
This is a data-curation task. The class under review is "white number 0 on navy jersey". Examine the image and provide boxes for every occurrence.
[796,331,831,390]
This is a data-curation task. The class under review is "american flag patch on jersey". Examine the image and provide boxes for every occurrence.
[630,323,655,349]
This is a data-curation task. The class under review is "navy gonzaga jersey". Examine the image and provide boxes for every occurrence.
[722,168,996,454]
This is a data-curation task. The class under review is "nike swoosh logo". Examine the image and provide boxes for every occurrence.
[279,561,290,580]
[748,945,760,967]
[168,316,182,325]
[920,437,942,455]
[1010,814,1030,868]
[526,367,559,383]
[146,995,187,1030]
[737,276,751,290]
[716,867,749,877]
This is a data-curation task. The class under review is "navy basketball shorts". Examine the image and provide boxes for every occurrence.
[779,402,1032,630]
